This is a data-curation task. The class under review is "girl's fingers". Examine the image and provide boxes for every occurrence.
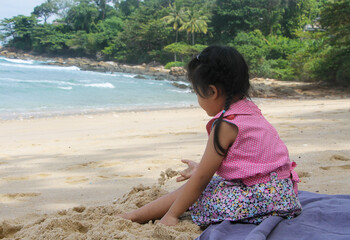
[176,176,185,182]
[181,159,190,165]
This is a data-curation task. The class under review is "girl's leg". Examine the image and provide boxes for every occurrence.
[121,184,184,223]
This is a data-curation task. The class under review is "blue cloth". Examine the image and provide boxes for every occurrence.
[196,191,350,240]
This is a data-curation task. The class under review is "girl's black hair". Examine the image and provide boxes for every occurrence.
[187,45,250,156]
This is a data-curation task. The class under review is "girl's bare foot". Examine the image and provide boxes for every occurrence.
[117,212,136,221]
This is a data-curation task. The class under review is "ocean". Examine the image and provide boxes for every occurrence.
[0,56,197,120]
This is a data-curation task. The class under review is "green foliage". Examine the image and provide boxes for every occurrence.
[179,6,209,45]
[65,1,99,32]
[164,61,186,69]
[291,0,350,86]
[31,24,72,53]
[230,30,268,77]
[231,30,305,80]
[117,0,140,17]
[164,42,207,62]
[162,2,186,42]
[163,42,192,55]
[280,0,320,38]
[32,0,59,24]
[0,15,38,50]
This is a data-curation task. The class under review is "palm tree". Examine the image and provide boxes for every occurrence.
[179,7,209,45]
[162,3,186,61]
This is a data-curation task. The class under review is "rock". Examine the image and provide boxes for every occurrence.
[154,76,165,80]
[171,82,190,89]
[134,74,147,79]
[148,67,168,73]
[147,61,162,67]
[169,67,186,76]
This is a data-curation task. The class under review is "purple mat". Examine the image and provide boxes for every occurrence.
[197,191,350,240]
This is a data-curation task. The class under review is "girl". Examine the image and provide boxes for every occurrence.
[120,45,302,227]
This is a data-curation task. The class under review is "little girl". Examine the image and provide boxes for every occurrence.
[121,45,302,227]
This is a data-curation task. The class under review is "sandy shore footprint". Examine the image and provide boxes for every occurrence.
[330,154,350,162]
[65,160,122,171]
[319,154,350,171]
[297,171,311,178]
[1,173,51,182]
[0,193,41,203]
[65,176,89,184]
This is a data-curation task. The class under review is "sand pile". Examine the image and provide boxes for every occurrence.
[0,170,201,240]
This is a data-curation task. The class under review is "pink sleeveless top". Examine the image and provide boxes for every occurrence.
[207,99,299,192]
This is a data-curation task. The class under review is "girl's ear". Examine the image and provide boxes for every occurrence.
[208,85,219,99]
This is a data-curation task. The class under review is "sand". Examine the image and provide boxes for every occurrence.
[1,98,350,239]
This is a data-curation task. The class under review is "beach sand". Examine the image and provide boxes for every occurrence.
[1,98,350,239]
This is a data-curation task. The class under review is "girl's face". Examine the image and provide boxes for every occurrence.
[196,85,225,117]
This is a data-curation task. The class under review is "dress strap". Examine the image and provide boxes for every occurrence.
[290,162,299,195]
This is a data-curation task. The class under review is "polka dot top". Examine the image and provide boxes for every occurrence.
[207,98,299,190]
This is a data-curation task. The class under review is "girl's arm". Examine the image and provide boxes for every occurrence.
[160,121,238,226]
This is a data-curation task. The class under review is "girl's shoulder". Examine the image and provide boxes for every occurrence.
[226,98,261,116]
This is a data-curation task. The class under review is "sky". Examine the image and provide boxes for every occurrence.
[0,0,47,20]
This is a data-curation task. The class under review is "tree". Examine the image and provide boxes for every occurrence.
[0,15,38,50]
[32,0,59,24]
[162,2,186,61]
[162,2,187,43]
[163,42,192,62]
[54,0,74,19]
[164,42,207,62]
[31,24,72,53]
[280,0,319,38]
[179,6,209,45]
[117,0,141,17]
[258,0,284,35]
[314,0,350,85]
[65,1,99,32]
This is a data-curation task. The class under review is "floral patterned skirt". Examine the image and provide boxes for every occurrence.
[189,173,302,226]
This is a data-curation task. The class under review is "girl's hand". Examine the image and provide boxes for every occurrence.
[159,214,179,226]
[176,159,199,182]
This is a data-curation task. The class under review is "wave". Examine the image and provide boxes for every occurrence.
[0,62,80,71]
[0,78,75,85]
[145,81,164,86]
[58,86,73,90]
[0,57,35,64]
[169,89,192,94]
[85,83,115,88]
[122,74,137,78]
[174,81,191,86]
[0,77,114,89]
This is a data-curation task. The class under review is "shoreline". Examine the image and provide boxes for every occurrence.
[2,48,350,100]
[0,49,186,82]
[0,104,199,121]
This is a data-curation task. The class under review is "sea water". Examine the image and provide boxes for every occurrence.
[0,56,197,120]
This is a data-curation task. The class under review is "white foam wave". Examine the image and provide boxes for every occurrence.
[0,78,74,85]
[58,86,73,90]
[175,81,191,86]
[0,62,80,71]
[0,57,34,64]
[145,81,164,86]
[85,83,115,88]
[122,74,137,78]
[0,78,114,89]
[169,89,192,94]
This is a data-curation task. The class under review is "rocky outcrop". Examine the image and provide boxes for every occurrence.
[0,49,183,81]
[169,67,187,77]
